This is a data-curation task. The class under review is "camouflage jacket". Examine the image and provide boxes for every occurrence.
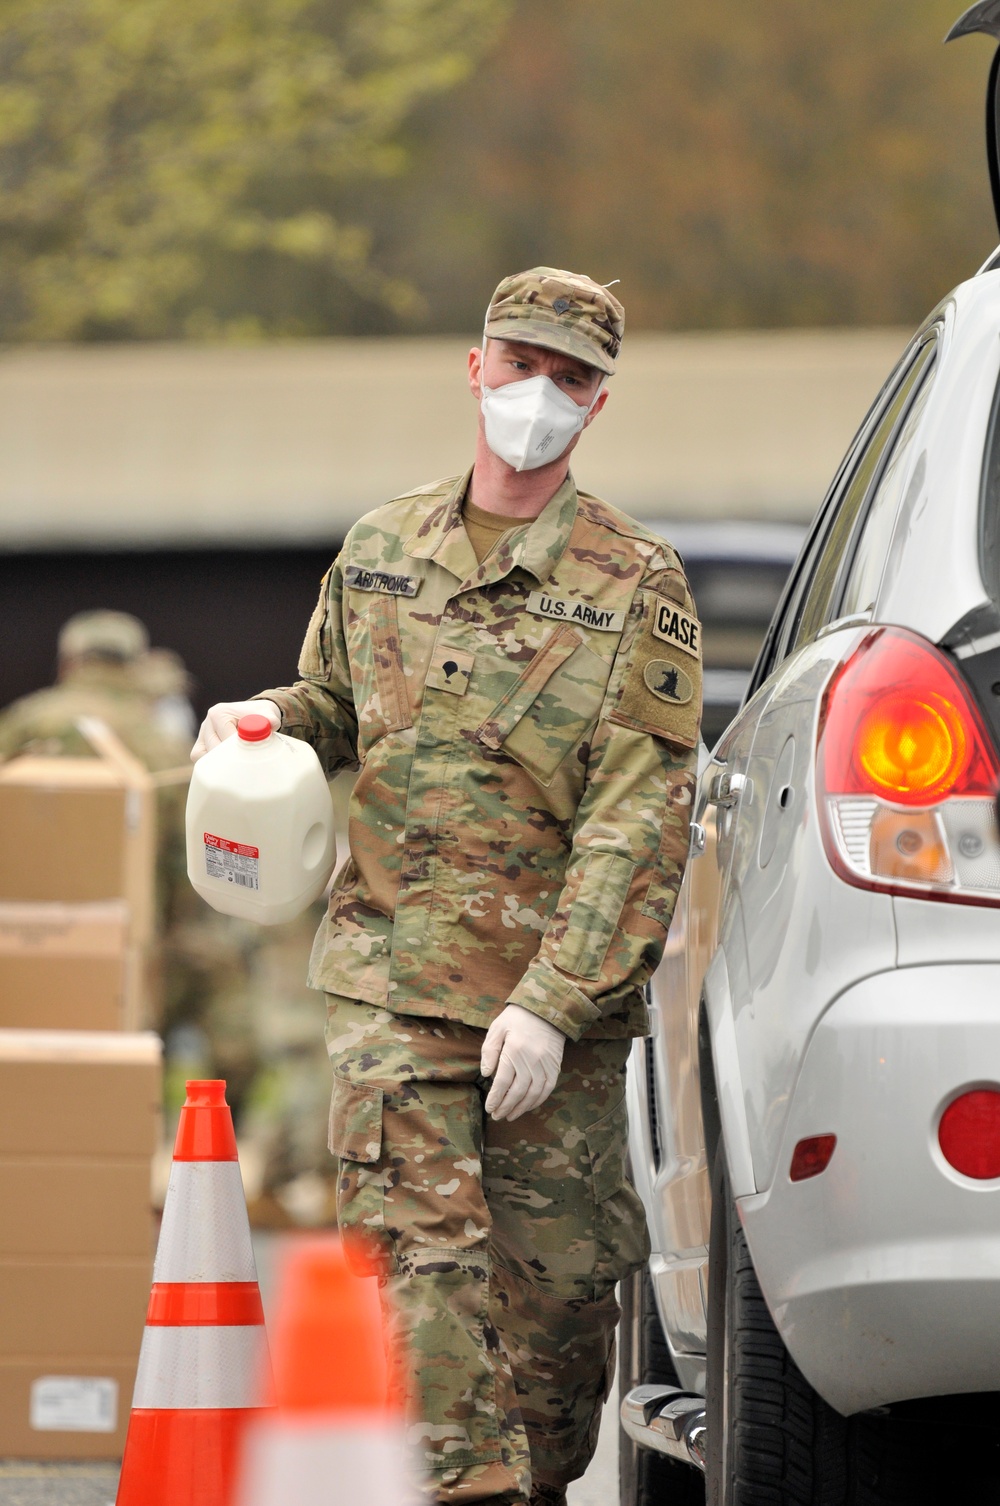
[259,470,700,1040]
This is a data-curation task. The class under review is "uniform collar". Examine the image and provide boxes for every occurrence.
[404,467,579,590]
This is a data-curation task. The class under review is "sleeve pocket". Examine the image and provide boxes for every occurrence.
[328,1077,383,1163]
[298,571,332,680]
[556,851,637,980]
[369,596,412,735]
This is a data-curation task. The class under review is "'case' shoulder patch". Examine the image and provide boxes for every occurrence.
[650,600,700,658]
[344,565,421,597]
[607,591,702,748]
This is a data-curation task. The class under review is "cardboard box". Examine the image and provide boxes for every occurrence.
[0,902,128,1031]
[0,725,156,1028]
[0,1029,161,1460]
[0,1029,161,1158]
[0,1163,155,1260]
[0,1362,137,1459]
[0,1261,150,1358]
[0,759,130,904]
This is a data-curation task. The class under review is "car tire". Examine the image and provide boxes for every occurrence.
[619,1266,706,1506]
[706,1156,849,1505]
[704,1156,960,1506]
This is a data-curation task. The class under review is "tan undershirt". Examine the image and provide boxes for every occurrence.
[462,496,526,564]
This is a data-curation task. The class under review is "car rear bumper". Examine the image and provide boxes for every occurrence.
[739,964,1000,1415]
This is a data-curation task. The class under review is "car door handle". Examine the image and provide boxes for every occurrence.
[707,771,751,809]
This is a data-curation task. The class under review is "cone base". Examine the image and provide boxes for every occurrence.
[116,1407,266,1506]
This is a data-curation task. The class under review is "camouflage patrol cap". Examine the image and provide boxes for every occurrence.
[484,266,624,375]
[58,610,149,663]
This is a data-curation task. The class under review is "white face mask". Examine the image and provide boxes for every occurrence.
[480,359,604,472]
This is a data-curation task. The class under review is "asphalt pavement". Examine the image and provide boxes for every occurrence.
[0,1462,118,1506]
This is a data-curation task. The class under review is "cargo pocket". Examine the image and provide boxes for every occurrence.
[350,596,412,750]
[476,625,607,786]
[586,1099,651,1300]
[556,851,636,980]
[328,1076,385,1242]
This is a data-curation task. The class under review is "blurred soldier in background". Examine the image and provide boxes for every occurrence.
[0,609,188,771]
[0,607,338,1225]
[138,646,199,745]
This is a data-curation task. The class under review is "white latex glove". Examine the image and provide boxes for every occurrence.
[481,1004,567,1122]
[190,699,281,761]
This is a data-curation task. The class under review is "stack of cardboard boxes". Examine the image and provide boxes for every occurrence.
[0,723,165,1459]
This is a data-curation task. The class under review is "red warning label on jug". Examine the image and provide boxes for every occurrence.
[204,832,260,890]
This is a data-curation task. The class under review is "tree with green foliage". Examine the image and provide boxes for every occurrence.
[371,0,998,333]
[0,0,509,339]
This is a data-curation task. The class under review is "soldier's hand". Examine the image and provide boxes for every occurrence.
[481,1004,566,1122]
[190,699,281,761]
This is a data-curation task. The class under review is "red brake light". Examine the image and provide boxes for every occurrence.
[820,629,997,807]
[939,1090,1000,1180]
[790,1134,837,1182]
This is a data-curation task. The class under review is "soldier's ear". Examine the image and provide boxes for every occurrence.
[583,387,609,428]
[468,346,484,401]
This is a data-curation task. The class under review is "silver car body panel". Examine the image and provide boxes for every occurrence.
[632,270,1000,1414]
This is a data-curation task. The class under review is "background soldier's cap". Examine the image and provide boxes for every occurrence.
[58,609,150,663]
[484,266,625,375]
[133,646,194,698]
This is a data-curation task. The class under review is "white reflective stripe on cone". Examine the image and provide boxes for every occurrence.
[132,1325,267,1410]
[236,1419,420,1506]
[154,1162,256,1284]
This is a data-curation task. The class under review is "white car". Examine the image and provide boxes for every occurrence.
[621,8,1000,1502]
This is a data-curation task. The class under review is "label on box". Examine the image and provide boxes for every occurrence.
[204,833,259,890]
[30,1376,118,1432]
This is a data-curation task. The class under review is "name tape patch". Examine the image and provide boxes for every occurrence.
[527,590,624,633]
[344,565,421,598]
[650,600,701,659]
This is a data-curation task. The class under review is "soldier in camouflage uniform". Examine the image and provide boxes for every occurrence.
[194,268,702,1504]
[0,610,189,772]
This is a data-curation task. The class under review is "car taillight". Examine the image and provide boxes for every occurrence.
[818,627,1000,905]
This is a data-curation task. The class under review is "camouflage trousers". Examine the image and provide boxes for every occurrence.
[324,994,651,1505]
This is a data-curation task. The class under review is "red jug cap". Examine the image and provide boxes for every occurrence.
[237,713,272,742]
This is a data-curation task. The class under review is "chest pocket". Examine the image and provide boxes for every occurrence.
[475,624,609,786]
[348,595,412,750]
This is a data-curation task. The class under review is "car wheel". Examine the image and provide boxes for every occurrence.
[619,1266,706,1506]
[704,1156,967,1506]
[706,1155,849,1506]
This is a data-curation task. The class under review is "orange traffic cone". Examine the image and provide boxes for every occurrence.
[234,1236,419,1506]
[116,1081,272,1506]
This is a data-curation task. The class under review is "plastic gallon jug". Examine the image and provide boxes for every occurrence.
[186,713,336,925]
